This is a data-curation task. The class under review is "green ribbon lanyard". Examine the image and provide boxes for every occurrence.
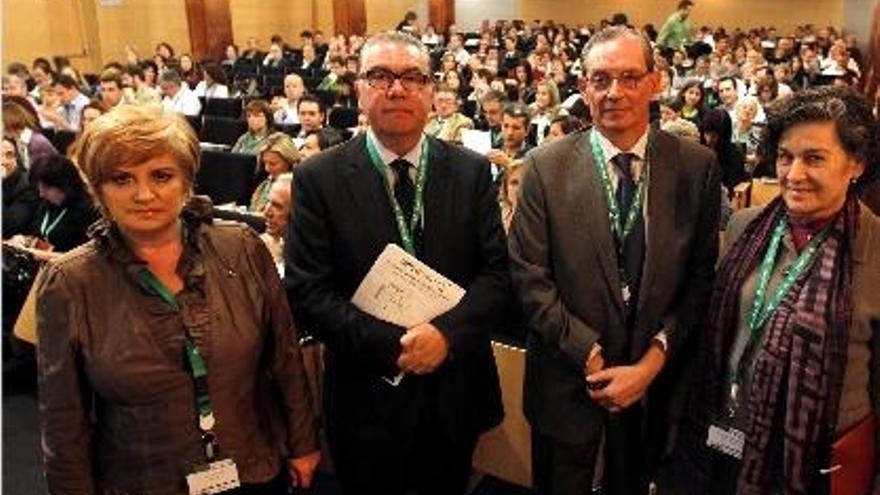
[365,132,430,255]
[39,208,68,239]
[589,130,648,248]
[727,214,832,415]
[137,269,219,460]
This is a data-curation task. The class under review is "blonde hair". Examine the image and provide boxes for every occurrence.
[259,132,300,173]
[76,104,199,196]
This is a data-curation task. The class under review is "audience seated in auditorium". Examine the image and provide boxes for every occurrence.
[424,83,474,143]
[159,68,201,117]
[250,132,299,213]
[232,99,274,155]
[193,62,230,99]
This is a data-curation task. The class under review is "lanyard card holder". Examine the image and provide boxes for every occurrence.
[186,458,241,495]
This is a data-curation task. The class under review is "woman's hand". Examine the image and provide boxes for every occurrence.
[287,450,321,489]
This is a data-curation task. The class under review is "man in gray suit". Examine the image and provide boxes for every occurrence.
[509,26,720,494]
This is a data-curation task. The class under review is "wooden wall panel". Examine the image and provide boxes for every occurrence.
[3,0,90,70]
[185,0,233,61]
[334,0,367,36]
[229,0,314,48]
[365,0,421,34]
[95,0,191,64]
[429,0,455,35]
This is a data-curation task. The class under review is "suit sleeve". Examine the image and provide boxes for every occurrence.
[244,229,319,457]
[508,154,601,371]
[431,157,511,356]
[285,166,406,376]
[36,266,95,495]
[659,154,721,360]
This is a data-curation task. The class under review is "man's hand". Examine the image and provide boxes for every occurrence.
[486,149,513,168]
[397,323,449,374]
[584,344,605,377]
[586,345,666,412]
[287,450,321,489]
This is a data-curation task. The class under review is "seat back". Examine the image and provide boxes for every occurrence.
[200,115,247,146]
[196,150,257,205]
[203,97,243,119]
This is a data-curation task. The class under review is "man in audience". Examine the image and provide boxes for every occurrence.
[296,94,325,137]
[657,0,695,53]
[509,26,720,494]
[159,69,201,116]
[476,89,507,148]
[424,83,473,143]
[45,74,89,131]
[286,32,506,495]
[274,74,306,125]
[99,69,127,109]
[717,75,741,120]
[487,103,532,179]
[260,172,293,265]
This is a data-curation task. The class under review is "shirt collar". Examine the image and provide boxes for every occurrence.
[368,129,425,169]
[593,127,649,163]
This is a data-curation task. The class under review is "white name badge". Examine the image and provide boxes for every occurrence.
[706,424,745,459]
[186,458,241,495]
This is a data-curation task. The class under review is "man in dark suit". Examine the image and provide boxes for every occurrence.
[285,32,507,495]
[509,26,720,494]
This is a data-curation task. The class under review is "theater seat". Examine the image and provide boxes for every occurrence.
[203,97,244,119]
[200,115,247,146]
[196,150,257,205]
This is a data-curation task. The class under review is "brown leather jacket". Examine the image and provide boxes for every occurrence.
[36,201,318,495]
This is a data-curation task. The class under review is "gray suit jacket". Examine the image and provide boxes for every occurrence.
[509,128,720,445]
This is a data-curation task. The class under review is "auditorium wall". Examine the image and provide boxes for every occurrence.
[365,0,427,34]
[516,0,844,33]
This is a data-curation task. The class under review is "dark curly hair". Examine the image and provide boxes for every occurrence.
[761,86,879,191]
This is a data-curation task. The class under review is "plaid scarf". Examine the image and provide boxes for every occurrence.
[698,195,858,494]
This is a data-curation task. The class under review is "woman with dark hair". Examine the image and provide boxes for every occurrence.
[2,136,39,238]
[662,86,880,495]
[232,100,274,155]
[15,154,98,260]
[177,54,201,90]
[544,114,583,142]
[193,62,230,99]
[700,107,749,192]
[675,78,708,126]
[513,59,535,103]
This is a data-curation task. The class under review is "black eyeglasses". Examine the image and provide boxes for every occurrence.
[586,70,650,91]
[361,68,431,91]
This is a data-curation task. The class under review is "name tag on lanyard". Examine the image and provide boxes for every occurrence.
[186,458,241,495]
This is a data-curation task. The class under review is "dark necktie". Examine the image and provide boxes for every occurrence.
[611,152,646,314]
[390,159,415,221]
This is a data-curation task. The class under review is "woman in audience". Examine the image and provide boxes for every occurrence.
[8,154,98,261]
[2,97,58,168]
[499,160,525,233]
[299,127,344,160]
[178,54,201,90]
[731,95,763,167]
[222,44,239,70]
[700,108,750,192]
[2,136,39,239]
[80,100,110,132]
[36,104,320,495]
[232,100,274,155]
[513,60,536,104]
[675,78,708,126]
[193,62,230,99]
[755,75,779,106]
[250,132,299,212]
[530,79,564,144]
[664,85,880,495]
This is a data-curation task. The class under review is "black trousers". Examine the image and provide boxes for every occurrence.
[328,393,477,495]
[532,405,649,495]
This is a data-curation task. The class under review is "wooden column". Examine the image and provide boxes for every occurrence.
[428,0,455,34]
[333,0,367,36]
[184,0,234,62]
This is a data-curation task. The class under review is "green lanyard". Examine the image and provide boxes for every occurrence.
[589,130,648,245]
[365,132,430,255]
[39,208,68,239]
[729,214,832,405]
[137,269,219,459]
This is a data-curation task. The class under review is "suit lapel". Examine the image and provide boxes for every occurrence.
[341,135,399,250]
[637,130,677,320]
[570,132,623,309]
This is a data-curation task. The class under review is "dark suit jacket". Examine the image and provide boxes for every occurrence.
[509,129,720,447]
[285,133,506,446]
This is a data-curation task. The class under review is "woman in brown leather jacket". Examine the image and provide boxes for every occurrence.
[35,104,320,495]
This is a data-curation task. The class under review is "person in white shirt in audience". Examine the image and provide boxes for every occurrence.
[273,74,305,125]
[193,62,230,99]
[259,172,293,266]
[159,69,201,117]
[42,74,90,131]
